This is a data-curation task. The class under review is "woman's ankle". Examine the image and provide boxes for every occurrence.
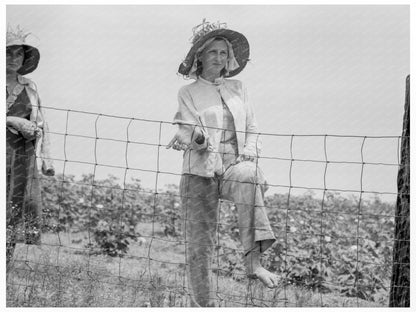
[245,248,262,274]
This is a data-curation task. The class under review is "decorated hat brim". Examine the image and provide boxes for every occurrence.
[7,43,40,75]
[178,28,250,78]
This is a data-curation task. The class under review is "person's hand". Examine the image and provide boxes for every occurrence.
[7,116,40,140]
[236,149,258,163]
[43,168,55,176]
[166,126,204,151]
[236,154,256,163]
[166,135,190,151]
[42,161,55,176]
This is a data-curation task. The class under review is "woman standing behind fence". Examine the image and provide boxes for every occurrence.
[6,26,54,265]
[167,20,280,307]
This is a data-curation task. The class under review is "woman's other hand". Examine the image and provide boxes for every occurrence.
[7,116,40,140]
[42,161,55,176]
[236,148,258,163]
[236,154,255,163]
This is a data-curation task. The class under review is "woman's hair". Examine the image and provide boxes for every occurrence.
[196,37,228,77]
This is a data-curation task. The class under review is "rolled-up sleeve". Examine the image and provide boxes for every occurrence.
[28,84,54,174]
[243,85,262,157]
[173,88,208,151]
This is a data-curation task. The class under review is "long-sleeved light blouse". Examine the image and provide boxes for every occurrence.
[173,76,261,177]
[6,74,54,174]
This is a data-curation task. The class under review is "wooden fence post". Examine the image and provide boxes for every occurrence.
[389,75,410,307]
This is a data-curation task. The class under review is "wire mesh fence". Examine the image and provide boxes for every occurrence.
[6,105,409,307]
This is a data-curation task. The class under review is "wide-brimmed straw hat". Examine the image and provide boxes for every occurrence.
[178,20,250,78]
[6,26,40,75]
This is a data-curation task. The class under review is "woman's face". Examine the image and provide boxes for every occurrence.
[198,39,228,77]
[6,46,25,73]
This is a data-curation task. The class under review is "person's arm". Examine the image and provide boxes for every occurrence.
[27,81,55,176]
[167,87,209,151]
[239,83,262,162]
[6,116,39,140]
[36,97,55,176]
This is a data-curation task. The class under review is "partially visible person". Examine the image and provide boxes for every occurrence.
[6,25,54,266]
[167,20,280,307]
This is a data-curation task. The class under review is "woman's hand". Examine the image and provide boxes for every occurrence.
[166,126,205,151]
[42,161,55,176]
[236,148,258,163]
[7,116,40,140]
[166,135,190,151]
[236,154,256,163]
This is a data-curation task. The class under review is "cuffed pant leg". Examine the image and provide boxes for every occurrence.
[180,174,219,307]
[221,162,276,255]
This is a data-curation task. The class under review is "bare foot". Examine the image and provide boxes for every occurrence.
[245,246,281,288]
[249,267,281,288]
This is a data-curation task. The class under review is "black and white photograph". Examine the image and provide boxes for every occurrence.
[4,3,411,308]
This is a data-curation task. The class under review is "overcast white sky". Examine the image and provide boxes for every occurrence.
[5,4,410,201]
